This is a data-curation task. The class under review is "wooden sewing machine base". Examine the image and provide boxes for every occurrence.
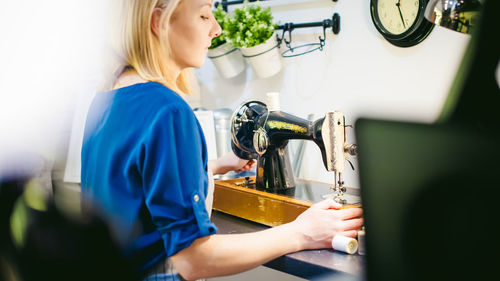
[213,177,361,227]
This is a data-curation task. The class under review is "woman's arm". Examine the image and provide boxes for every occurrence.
[171,200,363,280]
[208,151,256,175]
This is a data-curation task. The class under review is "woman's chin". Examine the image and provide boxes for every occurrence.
[192,58,206,69]
[180,60,204,70]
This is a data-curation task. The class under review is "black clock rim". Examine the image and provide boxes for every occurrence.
[370,0,430,41]
[384,19,434,47]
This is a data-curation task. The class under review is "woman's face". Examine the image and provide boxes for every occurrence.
[168,0,221,70]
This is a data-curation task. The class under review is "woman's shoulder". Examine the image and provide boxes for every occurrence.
[114,81,192,112]
[120,81,185,102]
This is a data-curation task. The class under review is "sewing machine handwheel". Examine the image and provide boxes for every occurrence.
[230,101,268,160]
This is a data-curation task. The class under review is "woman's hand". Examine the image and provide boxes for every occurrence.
[208,151,256,175]
[289,199,364,250]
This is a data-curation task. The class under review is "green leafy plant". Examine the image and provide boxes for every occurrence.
[225,3,276,48]
[209,4,229,49]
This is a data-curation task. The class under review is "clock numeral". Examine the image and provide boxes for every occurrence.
[415,1,419,7]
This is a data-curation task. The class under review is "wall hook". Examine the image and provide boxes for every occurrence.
[278,13,341,58]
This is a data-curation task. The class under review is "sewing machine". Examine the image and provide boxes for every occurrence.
[212,94,360,226]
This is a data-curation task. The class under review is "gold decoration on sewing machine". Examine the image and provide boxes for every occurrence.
[267,121,308,133]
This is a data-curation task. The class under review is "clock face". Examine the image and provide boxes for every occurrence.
[377,0,420,35]
[370,0,434,47]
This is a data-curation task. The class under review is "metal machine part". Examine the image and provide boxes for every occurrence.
[321,112,358,204]
[230,100,357,202]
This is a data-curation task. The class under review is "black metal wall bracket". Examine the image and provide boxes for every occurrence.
[278,13,341,57]
[276,12,340,34]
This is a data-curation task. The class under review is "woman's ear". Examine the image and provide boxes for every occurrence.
[151,7,163,37]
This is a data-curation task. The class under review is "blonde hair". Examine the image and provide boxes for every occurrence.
[120,0,193,95]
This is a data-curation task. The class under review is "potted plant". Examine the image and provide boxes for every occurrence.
[207,4,245,78]
[225,2,281,78]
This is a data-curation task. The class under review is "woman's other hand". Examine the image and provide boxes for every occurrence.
[208,151,256,175]
[289,199,364,250]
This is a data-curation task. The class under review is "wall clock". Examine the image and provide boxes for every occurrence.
[370,0,434,47]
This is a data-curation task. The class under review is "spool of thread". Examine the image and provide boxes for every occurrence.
[331,235,358,254]
[266,92,280,111]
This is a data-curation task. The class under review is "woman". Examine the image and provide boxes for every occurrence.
[81,0,364,280]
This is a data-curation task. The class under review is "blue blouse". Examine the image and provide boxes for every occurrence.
[81,82,217,273]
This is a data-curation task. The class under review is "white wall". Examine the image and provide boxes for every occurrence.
[0,0,115,182]
[193,0,470,188]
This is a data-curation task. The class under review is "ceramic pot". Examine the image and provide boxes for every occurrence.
[207,42,245,78]
[240,35,282,78]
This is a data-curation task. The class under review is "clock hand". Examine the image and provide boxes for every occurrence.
[396,0,406,28]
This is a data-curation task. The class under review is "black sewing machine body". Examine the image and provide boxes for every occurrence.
[231,101,332,191]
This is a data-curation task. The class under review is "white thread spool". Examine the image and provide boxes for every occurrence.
[266,92,280,112]
[331,235,358,254]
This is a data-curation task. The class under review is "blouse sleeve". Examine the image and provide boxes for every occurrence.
[140,105,217,257]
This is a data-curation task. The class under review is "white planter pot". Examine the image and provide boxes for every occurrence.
[240,35,282,78]
[207,42,245,78]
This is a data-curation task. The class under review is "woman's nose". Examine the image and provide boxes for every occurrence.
[211,19,222,38]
